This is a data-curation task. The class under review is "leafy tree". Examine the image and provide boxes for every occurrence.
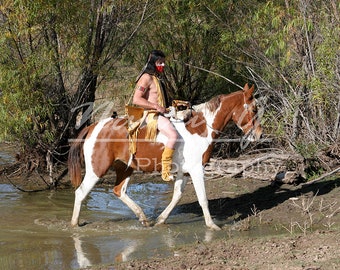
[131,0,237,104]
[0,0,338,183]
[0,0,151,185]
[215,0,340,156]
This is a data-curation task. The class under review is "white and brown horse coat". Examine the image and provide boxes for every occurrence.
[69,83,262,230]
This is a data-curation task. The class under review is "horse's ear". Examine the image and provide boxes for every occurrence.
[243,83,254,98]
[243,83,249,92]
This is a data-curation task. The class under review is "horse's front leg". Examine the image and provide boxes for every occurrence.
[113,176,151,227]
[155,173,187,226]
[190,165,221,231]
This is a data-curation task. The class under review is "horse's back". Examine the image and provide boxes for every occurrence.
[84,117,130,177]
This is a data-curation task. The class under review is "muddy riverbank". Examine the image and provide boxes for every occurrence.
[103,175,340,270]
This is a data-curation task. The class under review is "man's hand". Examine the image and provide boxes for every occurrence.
[155,104,166,113]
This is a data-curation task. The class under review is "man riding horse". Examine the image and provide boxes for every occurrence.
[69,49,263,230]
[132,50,177,182]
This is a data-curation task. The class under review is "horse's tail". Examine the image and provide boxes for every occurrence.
[68,127,90,188]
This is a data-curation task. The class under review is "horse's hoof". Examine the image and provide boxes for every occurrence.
[209,224,221,231]
[154,222,168,228]
[140,220,153,227]
[71,220,89,227]
[154,217,165,226]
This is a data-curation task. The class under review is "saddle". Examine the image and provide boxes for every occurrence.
[125,100,192,154]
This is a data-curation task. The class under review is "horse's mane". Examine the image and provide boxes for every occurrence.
[193,95,220,113]
[205,95,221,112]
[194,90,243,113]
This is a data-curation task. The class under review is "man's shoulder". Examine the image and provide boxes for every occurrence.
[138,73,154,84]
[140,73,154,79]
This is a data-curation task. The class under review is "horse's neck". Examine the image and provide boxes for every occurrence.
[194,94,238,134]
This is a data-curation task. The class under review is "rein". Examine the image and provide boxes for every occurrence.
[204,91,256,139]
[241,91,253,126]
[205,120,254,149]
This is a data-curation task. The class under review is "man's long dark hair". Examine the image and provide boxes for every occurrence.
[135,50,170,107]
[136,50,165,82]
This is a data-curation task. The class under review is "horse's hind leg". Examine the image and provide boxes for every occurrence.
[113,162,150,226]
[71,172,99,226]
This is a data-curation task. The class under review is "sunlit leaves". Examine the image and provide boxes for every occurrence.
[0,0,339,165]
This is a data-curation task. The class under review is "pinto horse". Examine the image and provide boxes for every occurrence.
[68,83,262,230]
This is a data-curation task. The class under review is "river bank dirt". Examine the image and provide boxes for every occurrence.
[88,174,340,270]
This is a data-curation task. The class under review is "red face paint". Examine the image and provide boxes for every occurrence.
[155,63,165,73]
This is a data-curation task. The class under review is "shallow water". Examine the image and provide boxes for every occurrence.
[0,144,15,165]
[0,144,289,269]
[0,144,228,269]
[0,182,227,270]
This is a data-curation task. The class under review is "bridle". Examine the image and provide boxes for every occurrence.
[198,93,257,137]
[236,92,257,133]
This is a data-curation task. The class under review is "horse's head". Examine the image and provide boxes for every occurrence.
[232,83,263,142]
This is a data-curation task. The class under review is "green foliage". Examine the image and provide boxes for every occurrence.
[0,2,53,146]
[130,0,234,102]
[295,141,319,160]
[225,0,339,155]
[0,0,339,170]
[0,0,151,166]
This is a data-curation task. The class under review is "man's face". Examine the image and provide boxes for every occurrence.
[155,58,165,73]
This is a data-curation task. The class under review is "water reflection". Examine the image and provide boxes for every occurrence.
[73,234,93,268]
[72,233,139,266]
[71,225,218,268]
[0,183,222,270]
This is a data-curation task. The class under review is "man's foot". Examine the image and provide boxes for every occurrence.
[161,172,175,181]
[161,147,175,182]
